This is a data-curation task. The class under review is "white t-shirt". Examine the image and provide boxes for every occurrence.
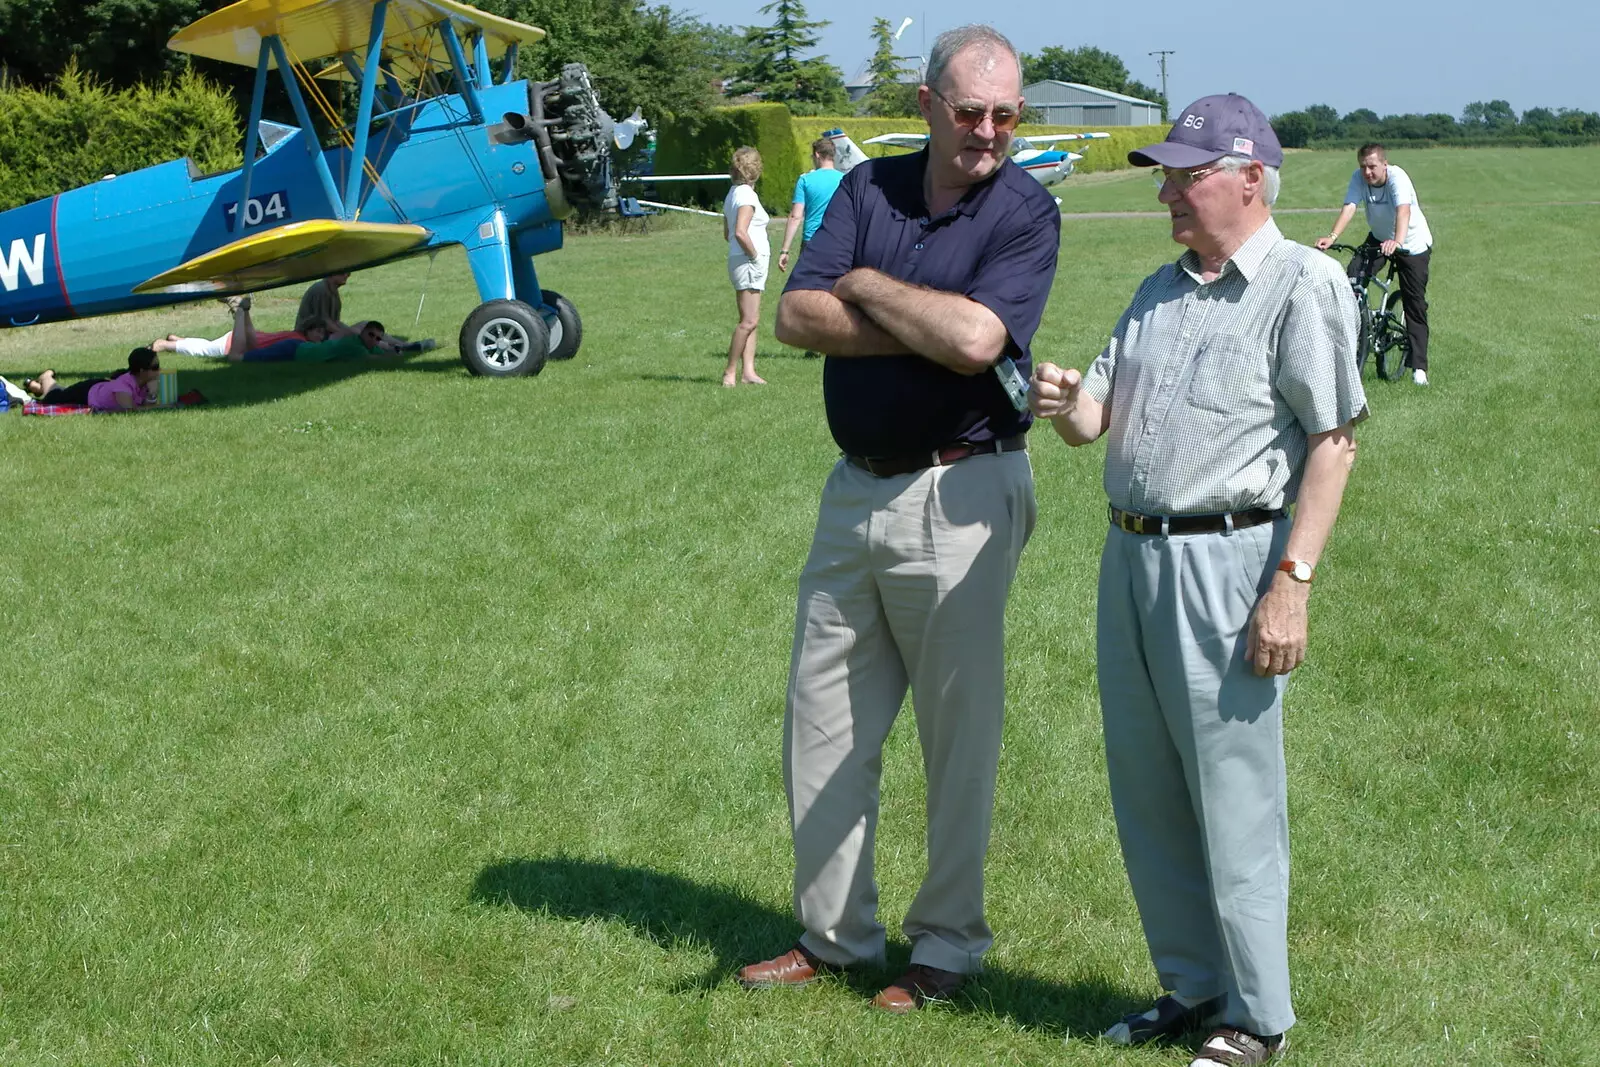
[724,183,769,263]
[1344,163,1432,253]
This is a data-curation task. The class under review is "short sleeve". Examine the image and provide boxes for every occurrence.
[963,196,1060,354]
[1081,271,1161,403]
[784,167,861,293]
[1388,167,1418,206]
[1275,261,1367,433]
[1343,171,1365,206]
[793,175,807,205]
[733,185,760,210]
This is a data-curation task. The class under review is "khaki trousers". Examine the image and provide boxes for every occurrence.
[785,451,1035,974]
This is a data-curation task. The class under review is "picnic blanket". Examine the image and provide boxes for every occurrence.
[20,390,205,416]
[22,401,93,416]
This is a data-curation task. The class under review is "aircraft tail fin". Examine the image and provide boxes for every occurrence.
[823,128,871,174]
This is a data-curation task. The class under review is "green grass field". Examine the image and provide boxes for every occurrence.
[1,146,1596,1066]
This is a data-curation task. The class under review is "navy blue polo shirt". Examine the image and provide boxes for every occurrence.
[785,149,1061,458]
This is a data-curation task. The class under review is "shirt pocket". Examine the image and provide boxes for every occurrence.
[1185,333,1271,415]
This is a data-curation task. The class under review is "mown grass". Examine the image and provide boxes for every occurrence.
[1056,143,1600,214]
[0,147,1596,1066]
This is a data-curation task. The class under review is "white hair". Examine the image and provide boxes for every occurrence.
[1218,154,1280,206]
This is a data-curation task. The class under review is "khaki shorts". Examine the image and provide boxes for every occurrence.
[728,256,769,292]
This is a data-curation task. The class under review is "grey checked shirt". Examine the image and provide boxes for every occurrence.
[1082,218,1366,515]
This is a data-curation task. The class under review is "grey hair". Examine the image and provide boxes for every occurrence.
[924,25,1022,93]
[1218,154,1281,206]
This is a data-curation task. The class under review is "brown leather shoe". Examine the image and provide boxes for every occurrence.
[870,963,967,1013]
[737,944,838,989]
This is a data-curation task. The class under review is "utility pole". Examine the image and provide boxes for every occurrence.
[1148,50,1174,122]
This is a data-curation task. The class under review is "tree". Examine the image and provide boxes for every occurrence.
[1461,99,1516,131]
[1271,111,1315,149]
[732,0,847,115]
[0,0,208,89]
[1342,108,1380,127]
[696,22,761,83]
[1021,45,1127,93]
[858,16,918,117]
[1304,104,1341,141]
[479,0,725,123]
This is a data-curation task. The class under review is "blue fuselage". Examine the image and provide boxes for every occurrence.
[0,81,560,328]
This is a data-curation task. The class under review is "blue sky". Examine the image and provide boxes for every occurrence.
[680,0,1598,119]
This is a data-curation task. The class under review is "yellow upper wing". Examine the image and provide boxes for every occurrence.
[134,219,431,295]
[169,0,544,69]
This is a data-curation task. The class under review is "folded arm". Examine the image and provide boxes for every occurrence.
[832,267,1010,375]
[775,288,912,356]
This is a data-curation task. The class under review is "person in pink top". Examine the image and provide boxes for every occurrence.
[26,348,163,411]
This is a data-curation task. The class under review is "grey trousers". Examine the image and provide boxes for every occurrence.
[1097,519,1297,1036]
[785,451,1035,974]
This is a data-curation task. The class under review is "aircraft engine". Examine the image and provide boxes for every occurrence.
[498,63,620,219]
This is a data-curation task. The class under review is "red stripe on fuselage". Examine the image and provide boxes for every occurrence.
[49,195,75,317]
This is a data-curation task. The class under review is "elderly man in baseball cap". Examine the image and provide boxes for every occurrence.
[1029,94,1364,1067]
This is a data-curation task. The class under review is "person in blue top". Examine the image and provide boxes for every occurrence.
[775,137,844,276]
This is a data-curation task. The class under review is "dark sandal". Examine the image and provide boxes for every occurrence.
[1104,994,1224,1045]
[1188,1027,1287,1066]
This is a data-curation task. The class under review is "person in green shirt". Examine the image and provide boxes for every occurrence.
[225,305,388,363]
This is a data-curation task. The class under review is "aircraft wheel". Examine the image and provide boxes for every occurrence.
[541,289,583,361]
[459,300,549,377]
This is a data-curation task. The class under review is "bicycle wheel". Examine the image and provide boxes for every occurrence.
[1355,305,1375,377]
[1376,291,1410,381]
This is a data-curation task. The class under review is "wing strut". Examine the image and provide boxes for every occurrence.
[239,40,272,210]
[437,18,484,124]
[344,0,390,219]
[268,34,346,219]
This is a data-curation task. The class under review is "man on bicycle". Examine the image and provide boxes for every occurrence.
[1315,144,1434,385]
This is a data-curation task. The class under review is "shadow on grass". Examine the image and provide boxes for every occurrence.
[471,856,1142,1039]
[637,373,722,384]
[157,353,472,410]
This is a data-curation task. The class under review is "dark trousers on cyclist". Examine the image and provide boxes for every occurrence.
[1349,234,1431,372]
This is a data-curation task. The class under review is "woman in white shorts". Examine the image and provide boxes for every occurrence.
[722,146,769,387]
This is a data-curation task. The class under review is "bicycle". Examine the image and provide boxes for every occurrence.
[1327,243,1410,381]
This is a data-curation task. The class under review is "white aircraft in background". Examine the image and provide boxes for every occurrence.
[856,131,1112,189]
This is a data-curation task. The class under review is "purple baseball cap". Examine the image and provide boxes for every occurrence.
[1129,93,1284,169]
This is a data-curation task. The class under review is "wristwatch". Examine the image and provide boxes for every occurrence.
[1277,558,1314,583]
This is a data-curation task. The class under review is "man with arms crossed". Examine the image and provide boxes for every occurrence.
[736,24,1059,1012]
[1032,95,1364,1066]
[1315,144,1434,384]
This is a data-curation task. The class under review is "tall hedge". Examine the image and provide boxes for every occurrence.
[654,103,802,214]
[788,116,1169,175]
[0,65,240,214]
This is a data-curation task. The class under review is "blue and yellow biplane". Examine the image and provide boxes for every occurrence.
[0,0,629,376]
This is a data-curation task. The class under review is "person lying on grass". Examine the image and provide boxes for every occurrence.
[25,348,164,411]
[221,303,390,363]
[152,299,330,357]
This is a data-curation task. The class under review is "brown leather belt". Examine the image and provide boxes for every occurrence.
[846,434,1028,478]
[1110,505,1287,536]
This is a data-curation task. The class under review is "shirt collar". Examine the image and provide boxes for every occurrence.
[1177,216,1282,284]
[887,149,1006,222]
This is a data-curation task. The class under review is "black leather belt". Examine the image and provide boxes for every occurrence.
[846,434,1028,478]
[1110,505,1287,535]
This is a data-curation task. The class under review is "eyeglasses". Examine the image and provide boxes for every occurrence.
[1154,164,1233,192]
[931,86,1021,132]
